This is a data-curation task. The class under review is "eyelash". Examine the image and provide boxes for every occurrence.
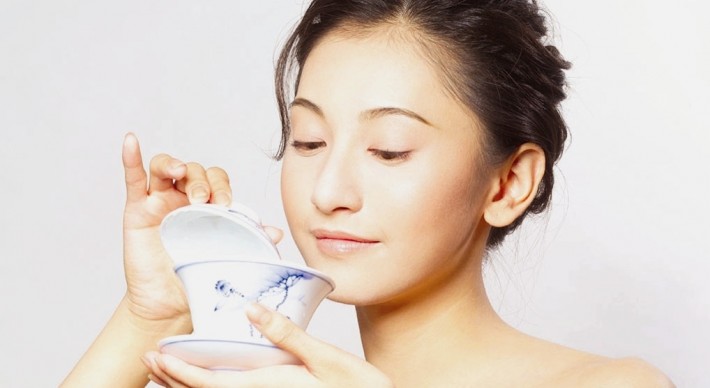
[368,149,411,162]
[290,140,325,151]
[290,141,411,162]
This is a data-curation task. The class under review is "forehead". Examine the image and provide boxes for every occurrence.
[296,30,457,118]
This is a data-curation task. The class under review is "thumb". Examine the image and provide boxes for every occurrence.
[245,302,332,366]
[244,303,393,387]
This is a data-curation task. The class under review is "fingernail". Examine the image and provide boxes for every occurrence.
[124,132,137,146]
[154,354,166,369]
[168,160,186,174]
[143,352,159,366]
[191,186,209,202]
[148,373,167,387]
[245,302,269,326]
[160,354,183,370]
[141,355,151,369]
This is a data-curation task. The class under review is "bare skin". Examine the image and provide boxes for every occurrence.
[61,134,217,387]
[62,134,391,388]
[280,30,674,387]
[65,27,674,388]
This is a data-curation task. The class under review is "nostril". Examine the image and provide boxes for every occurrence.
[311,193,360,215]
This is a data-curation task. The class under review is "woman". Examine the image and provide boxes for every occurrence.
[63,0,673,386]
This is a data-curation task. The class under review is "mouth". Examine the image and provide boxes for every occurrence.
[311,229,380,255]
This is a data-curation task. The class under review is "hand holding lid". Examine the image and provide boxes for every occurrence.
[119,133,243,328]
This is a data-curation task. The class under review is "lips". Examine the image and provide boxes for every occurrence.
[311,229,380,255]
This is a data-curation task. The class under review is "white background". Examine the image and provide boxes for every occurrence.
[1,1,708,386]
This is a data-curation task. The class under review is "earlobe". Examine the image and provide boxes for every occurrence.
[483,144,545,228]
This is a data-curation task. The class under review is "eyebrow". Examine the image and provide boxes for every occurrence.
[362,107,432,126]
[290,97,433,127]
[290,98,324,117]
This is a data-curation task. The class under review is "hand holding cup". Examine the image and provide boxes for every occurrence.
[157,204,335,370]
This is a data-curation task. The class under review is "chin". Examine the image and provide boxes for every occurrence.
[322,278,407,308]
[315,272,377,306]
[325,289,371,306]
[298,248,402,306]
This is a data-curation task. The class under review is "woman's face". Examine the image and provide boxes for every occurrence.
[281,30,493,306]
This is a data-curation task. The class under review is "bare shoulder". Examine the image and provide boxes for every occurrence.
[494,332,674,388]
[556,357,675,388]
[490,330,674,387]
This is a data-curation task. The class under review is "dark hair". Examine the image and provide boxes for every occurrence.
[275,0,570,248]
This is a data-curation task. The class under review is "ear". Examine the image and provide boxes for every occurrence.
[483,144,546,228]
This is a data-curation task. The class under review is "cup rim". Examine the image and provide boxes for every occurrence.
[174,259,336,290]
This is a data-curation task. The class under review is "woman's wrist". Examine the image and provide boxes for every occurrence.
[119,294,192,337]
[61,296,191,387]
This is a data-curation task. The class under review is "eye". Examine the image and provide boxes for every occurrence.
[290,140,326,154]
[369,148,411,163]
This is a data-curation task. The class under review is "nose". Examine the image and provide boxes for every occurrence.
[310,145,362,215]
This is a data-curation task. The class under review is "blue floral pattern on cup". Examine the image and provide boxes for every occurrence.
[213,272,308,338]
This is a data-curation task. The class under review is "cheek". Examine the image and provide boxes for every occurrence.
[382,153,487,249]
[280,154,308,222]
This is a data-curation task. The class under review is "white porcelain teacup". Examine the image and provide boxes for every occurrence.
[175,259,334,341]
[160,204,335,342]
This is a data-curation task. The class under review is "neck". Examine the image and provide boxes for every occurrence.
[356,246,510,386]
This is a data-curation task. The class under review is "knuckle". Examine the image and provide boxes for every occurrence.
[185,181,208,192]
[184,163,208,188]
[149,153,171,167]
[185,161,206,171]
[206,166,228,178]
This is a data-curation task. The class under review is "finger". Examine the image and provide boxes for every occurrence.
[148,373,168,387]
[232,364,315,386]
[145,352,186,388]
[205,167,232,206]
[174,162,211,204]
[246,303,333,367]
[263,226,284,244]
[142,354,169,387]
[156,372,188,388]
[122,133,148,203]
[150,355,190,388]
[246,307,391,386]
[148,154,187,194]
[157,354,311,388]
[156,353,230,388]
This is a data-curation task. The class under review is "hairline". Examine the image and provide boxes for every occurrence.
[315,21,494,167]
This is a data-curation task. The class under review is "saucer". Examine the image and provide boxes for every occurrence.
[158,334,301,370]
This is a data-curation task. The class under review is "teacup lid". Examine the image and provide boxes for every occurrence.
[160,203,281,267]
